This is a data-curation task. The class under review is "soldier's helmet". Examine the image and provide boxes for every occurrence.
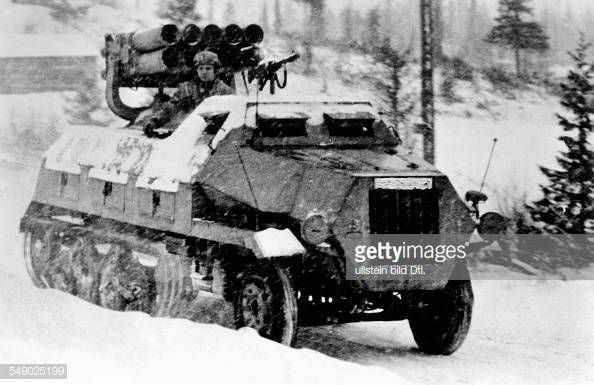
[193,50,221,68]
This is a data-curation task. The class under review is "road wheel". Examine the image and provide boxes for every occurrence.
[63,232,101,303]
[408,280,474,355]
[98,243,191,317]
[24,227,100,301]
[98,243,157,314]
[23,226,60,288]
[233,262,298,346]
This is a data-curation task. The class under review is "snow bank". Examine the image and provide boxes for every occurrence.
[0,272,405,385]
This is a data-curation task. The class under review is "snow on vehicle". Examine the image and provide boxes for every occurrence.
[20,23,502,354]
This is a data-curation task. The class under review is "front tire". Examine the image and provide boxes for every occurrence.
[233,262,298,346]
[408,280,474,355]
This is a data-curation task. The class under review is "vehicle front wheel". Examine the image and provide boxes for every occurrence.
[408,280,473,355]
[233,262,298,346]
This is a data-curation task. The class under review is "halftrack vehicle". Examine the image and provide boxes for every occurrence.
[20,23,500,354]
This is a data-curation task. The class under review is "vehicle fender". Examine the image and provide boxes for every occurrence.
[244,228,306,258]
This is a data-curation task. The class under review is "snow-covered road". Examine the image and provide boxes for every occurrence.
[297,279,594,385]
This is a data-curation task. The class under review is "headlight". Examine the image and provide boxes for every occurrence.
[478,212,507,242]
[301,214,330,245]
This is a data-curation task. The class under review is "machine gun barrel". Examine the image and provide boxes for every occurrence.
[266,53,299,72]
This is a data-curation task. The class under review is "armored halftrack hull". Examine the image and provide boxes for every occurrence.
[21,96,476,353]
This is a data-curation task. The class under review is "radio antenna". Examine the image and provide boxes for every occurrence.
[480,138,498,192]
[255,75,260,125]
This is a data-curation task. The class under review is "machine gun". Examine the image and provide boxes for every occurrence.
[247,53,300,94]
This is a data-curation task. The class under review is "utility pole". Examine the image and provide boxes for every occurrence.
[420,0,435,164]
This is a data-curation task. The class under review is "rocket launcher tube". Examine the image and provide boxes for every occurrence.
[182,24,201,45]
[243,24,264,45]
[132,46,183,75]
[203,24,223,48]
[132,25,180,52]
[132,49,170,74]
[224,24,243,45]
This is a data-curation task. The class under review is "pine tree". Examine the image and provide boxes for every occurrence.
[376,39,412,130]
[485,0,549,76]
[527,36,594,234]
[158,0,199,24]
[274,0,282,35]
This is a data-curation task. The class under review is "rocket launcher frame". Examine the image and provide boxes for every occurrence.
[103,23,269,120]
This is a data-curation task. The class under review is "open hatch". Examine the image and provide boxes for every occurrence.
[256,111,309,137]
[324,111,375,137]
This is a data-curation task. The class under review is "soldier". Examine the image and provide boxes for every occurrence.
[143,50,233,137]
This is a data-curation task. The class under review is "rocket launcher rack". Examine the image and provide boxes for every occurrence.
[103,23,266,120]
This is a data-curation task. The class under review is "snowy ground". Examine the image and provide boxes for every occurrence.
[298,280,594,385]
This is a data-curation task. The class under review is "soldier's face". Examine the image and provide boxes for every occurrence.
[196,65,215,82]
